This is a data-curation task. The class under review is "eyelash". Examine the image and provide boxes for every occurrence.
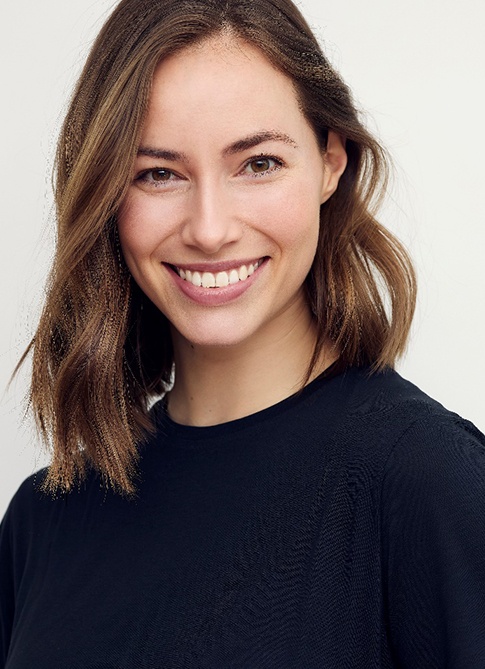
[241,154,284,177]
[135,169,174,187]
[134,154,284,187]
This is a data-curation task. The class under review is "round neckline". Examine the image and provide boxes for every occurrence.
[152,361,348,441]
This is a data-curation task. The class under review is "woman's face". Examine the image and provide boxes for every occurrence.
[118,36,346,351]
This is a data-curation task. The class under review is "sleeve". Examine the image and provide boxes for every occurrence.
[0,472,44,668]
[0,503,16,667]
[381,415,485,669]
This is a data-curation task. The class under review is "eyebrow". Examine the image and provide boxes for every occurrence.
[222,131,299,156]
[137,131,298,162]
[137,147,189,162]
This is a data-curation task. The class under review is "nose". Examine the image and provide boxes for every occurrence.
[181,179,243,254]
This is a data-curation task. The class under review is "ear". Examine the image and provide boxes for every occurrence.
[320,130,348,204]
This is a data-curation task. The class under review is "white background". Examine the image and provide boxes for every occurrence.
[1,0,484,517]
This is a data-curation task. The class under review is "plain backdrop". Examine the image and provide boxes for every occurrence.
[1,0,484,517]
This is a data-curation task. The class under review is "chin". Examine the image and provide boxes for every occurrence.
[170,313,264,350]
[177,328,257,350]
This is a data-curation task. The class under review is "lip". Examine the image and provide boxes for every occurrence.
[165,257,268,306]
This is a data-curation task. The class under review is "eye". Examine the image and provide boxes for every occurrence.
[242,156,283,176]
[135,168,178,186]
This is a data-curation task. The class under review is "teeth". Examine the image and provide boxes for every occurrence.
[176,260,263,288]
[201,272,215,288]
[216,271,229,287]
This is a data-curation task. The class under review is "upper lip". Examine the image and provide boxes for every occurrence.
[167,257,266,273]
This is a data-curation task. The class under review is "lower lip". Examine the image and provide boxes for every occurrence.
[166,259,267,306]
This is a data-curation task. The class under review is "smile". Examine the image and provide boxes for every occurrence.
[174,259,264,288]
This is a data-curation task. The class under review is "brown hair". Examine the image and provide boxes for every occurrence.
[21,0,416,495]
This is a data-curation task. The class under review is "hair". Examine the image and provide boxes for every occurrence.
[20,0,416,495]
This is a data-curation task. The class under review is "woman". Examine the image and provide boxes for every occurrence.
[1,0,484,666]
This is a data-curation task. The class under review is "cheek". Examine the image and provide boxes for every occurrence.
[117,194,176,261]
[247,180,321,250]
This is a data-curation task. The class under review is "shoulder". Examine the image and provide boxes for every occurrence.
[383,402,484,478]
[354,367,485,488]
[380,406,485,530]
[341,365,455,419]
[370,378,485,665]
[0,469,51,586]
[1,468,50,527]
[338,365,482,443]
[373,371,485,588]
[1,465,103,541]
[321,366,485,488]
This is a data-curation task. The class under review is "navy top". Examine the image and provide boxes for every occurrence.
[1,367,485,668]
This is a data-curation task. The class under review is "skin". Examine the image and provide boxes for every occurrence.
[118,35,347,426]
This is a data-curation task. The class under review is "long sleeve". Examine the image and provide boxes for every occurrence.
[0,504,16,667]
[0,475,43,669]
[381,414,485,668]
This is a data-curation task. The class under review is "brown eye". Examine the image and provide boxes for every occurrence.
[150,169,172,182]
[136,168,177,187]
[243,156,282,176]
[250,158,272,173]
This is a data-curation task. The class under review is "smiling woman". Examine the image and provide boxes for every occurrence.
[1,0,485,667]
[118,38,345,378]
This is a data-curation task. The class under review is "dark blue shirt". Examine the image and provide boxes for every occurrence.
[1,367,484,667]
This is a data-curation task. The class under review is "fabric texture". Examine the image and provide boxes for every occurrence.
[1,366,484,668]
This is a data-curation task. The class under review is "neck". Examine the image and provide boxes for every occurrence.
[167,303,337,426]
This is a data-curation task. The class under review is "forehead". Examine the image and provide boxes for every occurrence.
[141,36,312,147]
[152,34,295,96]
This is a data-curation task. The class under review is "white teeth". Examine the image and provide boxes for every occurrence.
[201,272,216,288]
[216,271,229,287]
[176,260,263,288]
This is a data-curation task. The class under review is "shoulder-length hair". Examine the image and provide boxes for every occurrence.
[23,0,416,495]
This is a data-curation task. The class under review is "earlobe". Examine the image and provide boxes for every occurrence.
[320,131,348,203]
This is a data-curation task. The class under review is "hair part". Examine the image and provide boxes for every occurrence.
[22,0,416,495]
